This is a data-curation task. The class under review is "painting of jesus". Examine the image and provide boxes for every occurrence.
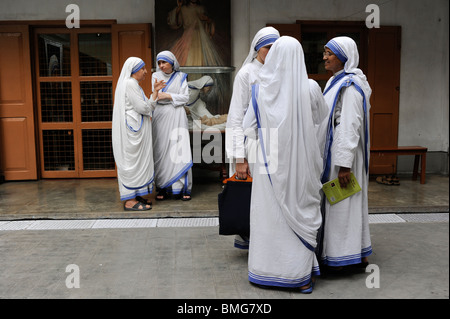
[155,0,231,67]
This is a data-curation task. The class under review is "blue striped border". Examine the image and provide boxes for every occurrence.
[321,246,373,267]
[249,266,320,288]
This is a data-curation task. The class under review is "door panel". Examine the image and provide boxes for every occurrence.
[371,113,397,171]
[0,25,37,180]
[112,24,152,96]
[267,23,301,42]
[368,26,401,174]
[0,118,30,171]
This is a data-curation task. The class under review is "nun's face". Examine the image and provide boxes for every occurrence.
[158,60,174,74]
[257,44,272,64]
[132,67,147,82]
[323,48,345,74]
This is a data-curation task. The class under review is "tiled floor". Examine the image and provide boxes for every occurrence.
[0,222,448,299]
[0,170,448,221]
[0,170,448,299]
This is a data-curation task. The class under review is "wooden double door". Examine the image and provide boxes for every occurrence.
[0,23,152,180]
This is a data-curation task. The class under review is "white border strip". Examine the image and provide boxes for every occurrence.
[0,214,447,231]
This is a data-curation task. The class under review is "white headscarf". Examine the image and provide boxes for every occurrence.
[242,26,280,67]
[256,36,322,249]
[112,57,153,189]
[324,36,371,96]
[156,50,180,72]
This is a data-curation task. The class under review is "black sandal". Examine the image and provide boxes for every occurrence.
[181,193,191,201]
[124,201,152,211]
[136,196,152,206]
[156,189,168,201]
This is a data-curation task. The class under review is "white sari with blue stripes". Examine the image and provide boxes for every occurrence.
[151,69,192,195]
[247,37,322,289]
[112,58,155,201]
[320,37,373,267]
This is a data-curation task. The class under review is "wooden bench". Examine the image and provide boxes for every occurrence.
[370,146,428,184]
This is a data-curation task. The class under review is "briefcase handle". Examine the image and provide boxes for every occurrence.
[223,173,253,184]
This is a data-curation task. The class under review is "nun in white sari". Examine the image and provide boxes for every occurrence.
[248,36,322,293]
[225,26,280,250]
[151,51,193,200]
[112,57,154,211]
[320,36,372,268]
[226,26,280,179]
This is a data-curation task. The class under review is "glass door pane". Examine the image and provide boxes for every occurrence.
[38,34,71,77]
[78,32,114,175]
[82,129,115,171]
[78,33,112,76]
[40,82,73,123]
[80,81,113,122]
[42,130,75,171]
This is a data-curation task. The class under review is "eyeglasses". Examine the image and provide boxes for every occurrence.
[323,51,334,57]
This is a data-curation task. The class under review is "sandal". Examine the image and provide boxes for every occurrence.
[182,193,191,201]
[387,175,400,185]
[156,189,168,201]
[124,201,152,211]
[376,176,393,185]
[136,196,152,206]
[299,282,314,294]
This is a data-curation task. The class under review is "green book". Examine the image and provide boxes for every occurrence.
[322,172,362,205]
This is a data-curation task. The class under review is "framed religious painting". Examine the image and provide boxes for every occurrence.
[154,0,231,67]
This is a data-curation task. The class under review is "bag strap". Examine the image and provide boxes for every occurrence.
[223,173,253,184]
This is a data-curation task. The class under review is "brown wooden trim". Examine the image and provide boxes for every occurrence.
[296,20,366,27]
[0,20,117,27]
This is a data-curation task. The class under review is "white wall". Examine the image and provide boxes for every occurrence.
[1,0,448,170]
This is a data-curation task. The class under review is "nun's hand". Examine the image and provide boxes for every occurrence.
[154,79,166,91]
[157,92,172,101]
[338,166,351,188]
[235,158,250,180]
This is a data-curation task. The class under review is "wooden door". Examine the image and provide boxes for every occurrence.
[112,24,152,97]
[32,23,151,179]
[0,25,37,180]
[34,27,116,178]
[267,23,301,43]
[367,26,401,174]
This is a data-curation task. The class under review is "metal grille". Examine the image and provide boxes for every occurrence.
[78,33,112,76]
[80,81,113,122]
[38,34,71,77]
[40,82,73,122]
[42,130,75,171]
[82,129,115,171]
